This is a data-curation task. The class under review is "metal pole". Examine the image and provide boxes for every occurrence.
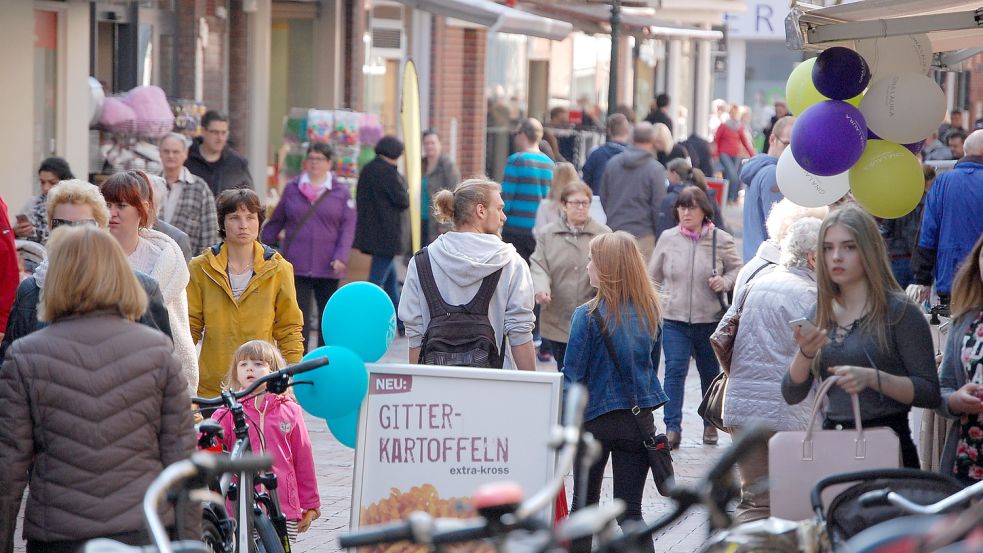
[608,0,621,116]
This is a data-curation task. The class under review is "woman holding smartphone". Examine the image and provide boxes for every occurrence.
[783,205,941,468]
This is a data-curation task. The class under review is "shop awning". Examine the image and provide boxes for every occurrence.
[395,0,572,41]
[522,2,724,40]
[787,1,983,62]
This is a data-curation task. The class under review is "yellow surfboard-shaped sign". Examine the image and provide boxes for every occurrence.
[401,60,422,253]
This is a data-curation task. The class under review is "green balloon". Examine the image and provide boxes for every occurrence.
[786,57,863,115]
[849,140,924,218]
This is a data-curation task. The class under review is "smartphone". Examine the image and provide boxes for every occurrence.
[788,317,818,332]
[15,214,28,225]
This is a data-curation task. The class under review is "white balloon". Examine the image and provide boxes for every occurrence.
[776,148,850,208]
[860,72,946,145]
[856,34,932,82]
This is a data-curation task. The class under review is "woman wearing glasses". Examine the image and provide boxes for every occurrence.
[0,180,171,362]
[530,182,611,370]
[262,142,356,350]
[649,187,742,448]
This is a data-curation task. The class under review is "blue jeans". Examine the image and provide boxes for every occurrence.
[890,257,914,289]
[662,320,721,433]
[368,255,400,316]
[719,154,742,201]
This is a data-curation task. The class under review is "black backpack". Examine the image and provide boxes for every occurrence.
[415,248,506,368]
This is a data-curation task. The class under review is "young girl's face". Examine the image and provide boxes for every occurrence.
[236,358,272,389]
[823,224,864,287]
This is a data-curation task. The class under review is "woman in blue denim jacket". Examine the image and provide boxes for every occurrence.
[563,231,668,553]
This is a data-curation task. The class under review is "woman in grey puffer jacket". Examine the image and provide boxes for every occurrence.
[719,217,823,524]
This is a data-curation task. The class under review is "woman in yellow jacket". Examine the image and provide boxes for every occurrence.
[187,189,304,398]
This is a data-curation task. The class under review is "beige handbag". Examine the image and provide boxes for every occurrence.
[769,376,900,521]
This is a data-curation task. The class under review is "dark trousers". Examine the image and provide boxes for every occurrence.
[28,529,150,553]
[570,410,655,553]
[502,228,536,262]
[368,255,400,309]
[295,275,339,350]
[823,412,920,469]
[549,340,567,371]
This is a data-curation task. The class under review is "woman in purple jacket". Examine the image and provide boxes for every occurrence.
[262,142,356,349]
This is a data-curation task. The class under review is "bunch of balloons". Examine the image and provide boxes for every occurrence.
[782,34,943,217]
[293,282,398,448]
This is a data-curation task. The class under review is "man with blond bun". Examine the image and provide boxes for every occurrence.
[0,180,171,362]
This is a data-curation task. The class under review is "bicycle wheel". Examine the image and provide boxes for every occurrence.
[254,511,285,553]
[201,512,226,553]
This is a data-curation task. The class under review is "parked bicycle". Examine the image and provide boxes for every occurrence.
[192,355,330,553]
[83,452,273,553]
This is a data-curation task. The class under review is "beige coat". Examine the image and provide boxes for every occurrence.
[530,218,611,342]
[649,226,743,324]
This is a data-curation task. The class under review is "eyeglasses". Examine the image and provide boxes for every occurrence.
[775,136,790,146]
[676,205,701,212]
[565,200,590,208]
[307,156,329,163]
[50,218,97,230]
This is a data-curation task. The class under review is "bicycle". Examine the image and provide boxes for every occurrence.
[83,452,274,553]
[192,355,330,553]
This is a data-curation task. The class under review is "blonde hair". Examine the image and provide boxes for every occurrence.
[225,340,287,391]
[46,179,111,229]
[652,123,674,155]
[433,178,501,228]
[765,199,829,242]
[815,205,904,351]
[587,232,662,336]
[550,162,578,202]
[951,233,983,319]
[40,226,147,322]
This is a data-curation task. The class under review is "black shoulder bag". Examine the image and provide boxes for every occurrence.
[589,309,675,496]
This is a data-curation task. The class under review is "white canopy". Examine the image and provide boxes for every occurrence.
[787,1,983,67]
[395,0,573,41]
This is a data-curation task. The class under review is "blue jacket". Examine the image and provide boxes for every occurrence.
[582,141,629,194]
[562,302,669,422]
[740,154,783,262]
[917,159,983,295]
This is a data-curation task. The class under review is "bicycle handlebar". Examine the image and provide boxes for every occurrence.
[859,477,983,515]
[191,356,329,407]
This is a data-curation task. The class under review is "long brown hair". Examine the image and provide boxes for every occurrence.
[587,232,662,335]
[951,232,983,319]
[814,205,903,351]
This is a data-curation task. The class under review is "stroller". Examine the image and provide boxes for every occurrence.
[811,468,968,551]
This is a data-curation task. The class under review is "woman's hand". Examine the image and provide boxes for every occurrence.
[298,508,320,533]
[708,275,726,293]
[14,220,34,238]
[948,383,983,416]
[831,365,878,394]
[535,292,552,305]
[793,324,829,358]
[331,260,346,273]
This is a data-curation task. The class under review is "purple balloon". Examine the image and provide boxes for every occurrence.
[812,47,871,100]
[904,140,925,155]
[791,100,868,176]
[868,128,881,140]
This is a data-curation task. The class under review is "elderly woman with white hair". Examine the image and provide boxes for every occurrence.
[718,216,823,523]
[734,199,828,294]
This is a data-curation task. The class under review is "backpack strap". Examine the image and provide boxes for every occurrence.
[463,268,504,315]
[414,248,450,318]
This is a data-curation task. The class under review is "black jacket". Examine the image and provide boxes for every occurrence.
[354,157,410,256]
[0,270,172,363]
[185,137,253,197]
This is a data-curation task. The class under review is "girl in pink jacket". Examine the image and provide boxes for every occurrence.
[212,340,321,540]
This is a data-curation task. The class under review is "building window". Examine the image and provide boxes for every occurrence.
[34,9,59,166]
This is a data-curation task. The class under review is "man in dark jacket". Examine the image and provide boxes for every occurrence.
[644,93,673,134]
[354,136,410,319]
[598,121,667,262]
[185,110,253,197]
[582,113,631,194]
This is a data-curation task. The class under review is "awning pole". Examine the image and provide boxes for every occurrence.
[608,0,622,116]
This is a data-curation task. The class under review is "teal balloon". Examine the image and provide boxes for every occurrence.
[322,282,396,362]
[294,346,367,419]
[327,406,360,448]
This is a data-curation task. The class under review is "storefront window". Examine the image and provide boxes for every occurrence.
[34,9,58,171]
[485,33,528,180]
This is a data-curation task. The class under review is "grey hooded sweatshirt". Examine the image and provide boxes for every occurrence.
[398,231,536,368]
[598,146,667,240]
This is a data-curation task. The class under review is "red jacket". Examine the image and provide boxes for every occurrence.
[0,197,19,333]
[714,122,756,158]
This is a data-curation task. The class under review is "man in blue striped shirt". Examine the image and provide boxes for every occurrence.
[501,118,555,261]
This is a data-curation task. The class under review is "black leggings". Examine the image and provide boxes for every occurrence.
[294,275,339,350]
[823,412,920,469]
[570,409,655,553]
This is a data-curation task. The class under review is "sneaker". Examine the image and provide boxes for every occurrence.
[536,350,553,362]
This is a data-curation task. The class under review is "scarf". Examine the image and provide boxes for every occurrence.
[679,221,715,242]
